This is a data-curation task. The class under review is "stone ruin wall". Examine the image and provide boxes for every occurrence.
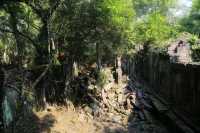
[123,51,200,127]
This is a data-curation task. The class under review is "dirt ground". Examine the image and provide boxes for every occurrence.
[15,104,169,133]
[13,70,170,133]
[15,105,127,133]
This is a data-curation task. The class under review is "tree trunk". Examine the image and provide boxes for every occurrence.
[8,8,23,66]
[35,20,49,64]
[96,43,101,71]
[0,68,4,133]
[116,56,122,84]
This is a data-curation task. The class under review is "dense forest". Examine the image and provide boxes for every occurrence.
[0,0,200,133]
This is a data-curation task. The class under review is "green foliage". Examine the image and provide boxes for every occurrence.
[180,0,200,35]
[0,0,182,65]
[188,34,199,46]
[0,31,16,64]
[135,12,178,48]
[188,34,200,61]
[179,0,200,61]
[133,0,175,17]
[12,3,42,38]
[132,0,179,50]
[51,0,135,64]
[51,0,96,63]
[0,3,41,65]
[103,0,134,27]
[192,0,200,12]
[100,0,135,56]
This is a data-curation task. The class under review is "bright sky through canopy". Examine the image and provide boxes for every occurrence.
[174,0,192,16]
